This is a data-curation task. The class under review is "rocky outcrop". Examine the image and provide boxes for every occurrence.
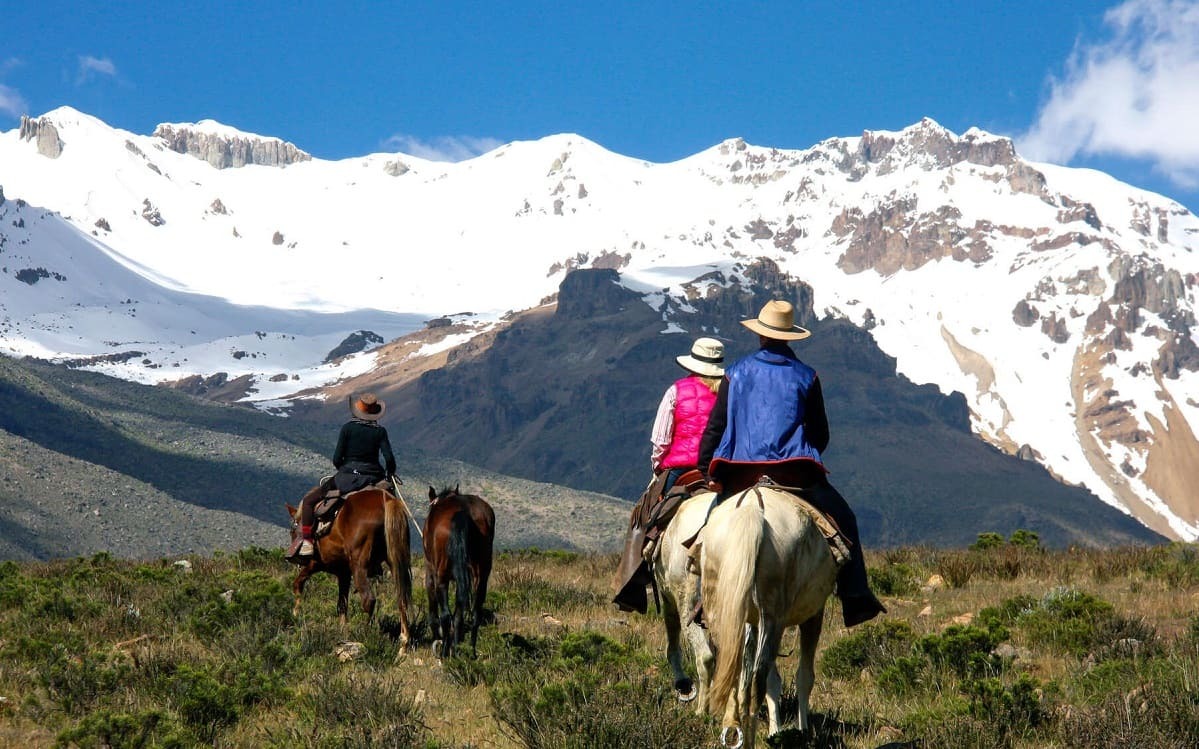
[153,124,310,169]
[1012,300,1039,327]
[555,268,640,319]
[18,116,63,158]
[383,160,410,176]
[833,199,979,274]
[324,331,384,363]
[823,120,1018,180]
[141,199,164,226]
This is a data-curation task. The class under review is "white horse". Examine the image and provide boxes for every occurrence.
[700,486,838,748]
[651,492,718,712]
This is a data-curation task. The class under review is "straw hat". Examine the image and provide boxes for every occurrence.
[351,393,386,420]
[676,337,725,377]
[740,300,811,341]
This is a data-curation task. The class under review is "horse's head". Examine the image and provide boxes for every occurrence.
[285,503,299,539]
[428,485,459,505]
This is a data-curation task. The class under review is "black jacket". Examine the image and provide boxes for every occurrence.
[332,419,397,476]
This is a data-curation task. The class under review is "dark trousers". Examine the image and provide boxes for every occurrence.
[715,462,871,600]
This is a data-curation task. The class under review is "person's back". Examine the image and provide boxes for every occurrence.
[287,393,397,562]
[698,300,884,628]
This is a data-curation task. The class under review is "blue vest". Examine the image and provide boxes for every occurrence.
[711,345,823,469]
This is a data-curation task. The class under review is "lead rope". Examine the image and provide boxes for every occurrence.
[390,476,424,541]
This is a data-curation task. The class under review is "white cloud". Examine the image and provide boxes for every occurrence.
[0,83,27,117]
[77,55,117,83]
[383,133,503,162]
[1020,0,1199,188]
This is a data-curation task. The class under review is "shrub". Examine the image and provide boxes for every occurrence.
[868,562,919,597]
[971,532,1004,551]
[1018,588,1118,657]
[965,673,1050,734]
[915,624,1006,679]
[821,620,915,680]
[1008,529,1041,550]
[38,648,131,715]
[55,708,191,748]
[936,551,979,588]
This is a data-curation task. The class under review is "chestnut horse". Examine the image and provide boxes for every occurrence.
[286,487,413,649]
[424,485,495,658]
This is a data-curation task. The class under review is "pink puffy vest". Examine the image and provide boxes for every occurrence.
[660,375,718,470]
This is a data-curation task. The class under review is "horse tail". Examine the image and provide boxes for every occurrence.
[707,498,765,717]
[448,509,475,632]
[383,492,412,611]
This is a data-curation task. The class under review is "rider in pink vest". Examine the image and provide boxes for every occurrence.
[651,337,726,488]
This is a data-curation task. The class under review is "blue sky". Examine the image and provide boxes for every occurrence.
[2,1,1197,211]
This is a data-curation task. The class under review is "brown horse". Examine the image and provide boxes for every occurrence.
[424,485,495,658]
[286,487,413,648]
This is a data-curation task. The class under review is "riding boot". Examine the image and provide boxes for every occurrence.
[298,526,314,557]
[802,479,886,627]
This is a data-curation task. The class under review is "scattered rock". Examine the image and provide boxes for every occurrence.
[173,559,192,573]
[334,641,364,662]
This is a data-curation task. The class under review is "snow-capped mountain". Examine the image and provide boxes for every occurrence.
[1,107,1196,540]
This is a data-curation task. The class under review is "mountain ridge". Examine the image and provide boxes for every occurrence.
[1,107,1196,540]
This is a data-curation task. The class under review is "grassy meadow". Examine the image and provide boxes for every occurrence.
[1,537,1197,748]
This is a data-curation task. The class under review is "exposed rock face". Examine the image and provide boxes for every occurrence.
[820,119,1018,180]
[18,116,63,158]
[153,124,310,169]
[324,330,384,363]
[383,160,409,176]
[555,268,640,319]
[833,200,980,274]
[1012,300,1039,327]
[141,199,164,226]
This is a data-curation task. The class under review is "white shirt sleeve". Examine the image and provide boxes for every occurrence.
[649,383,678,470]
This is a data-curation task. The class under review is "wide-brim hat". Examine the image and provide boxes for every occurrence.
[676,337,725,377]
[351,393,386,420]
[740,300,811,341]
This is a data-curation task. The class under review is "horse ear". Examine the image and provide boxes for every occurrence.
[428,486,436,500]
[285,503,297,515]
[454,482,459,494]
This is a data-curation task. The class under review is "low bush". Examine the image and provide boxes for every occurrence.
[821,620,915,681]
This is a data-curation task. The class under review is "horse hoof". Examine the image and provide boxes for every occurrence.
[720,726,744,749]
[674,679,697,703]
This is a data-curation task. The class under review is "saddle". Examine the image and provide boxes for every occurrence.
[311,476,393,539]
[684,476,853,575]
[612,468,709,615]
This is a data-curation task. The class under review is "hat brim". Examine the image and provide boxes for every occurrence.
[676,354,725,377]
[740,318,812,341]
[352,402,386,420]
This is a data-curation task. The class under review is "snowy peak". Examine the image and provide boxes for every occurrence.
[2,108,1199,542]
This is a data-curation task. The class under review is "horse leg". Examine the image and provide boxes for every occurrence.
[755,615,783,738]
[438,582,454,658]
[689,620,715,715]
[353,561,376,622]
[424,567,440,644]
[336,572,351,627]
[795,609,825,733]
[661,583,693,702]
[292,567,315,617]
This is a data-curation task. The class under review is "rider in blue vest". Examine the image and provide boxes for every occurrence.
[699,300,886,628]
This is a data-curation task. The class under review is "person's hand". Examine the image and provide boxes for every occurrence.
[705,477,722,493]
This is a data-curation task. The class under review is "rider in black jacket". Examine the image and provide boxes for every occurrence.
[290,393,397,560]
